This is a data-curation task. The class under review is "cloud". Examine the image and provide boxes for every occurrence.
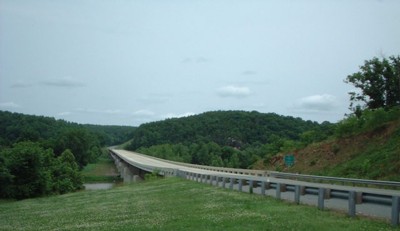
[57,111,72,116]
[75,108,122,115]
[162,112,195,119]
[40,77,86,88]
[293,94,339,112]
[241,70,257,75]
[217,85,252,98]
[11,81,34,88]
[182,57,209,64]
[132,109,155,117]
[0,102,21,108]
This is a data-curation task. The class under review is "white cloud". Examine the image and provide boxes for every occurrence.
[293,94,338,112]
[182,57,209,64]
[57,111,72,116]
[11,80,34,88]
[41,77,86,88]
[75,108,123,115]
[0,102,21,108]
[217,85,251,98]
[241,70,257,75]
[132,109,155,117]
[162,112,195,119]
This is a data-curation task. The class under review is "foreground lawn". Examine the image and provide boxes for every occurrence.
[0,178,396,231]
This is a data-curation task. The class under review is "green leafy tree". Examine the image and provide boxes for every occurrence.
[4,142,54,199]
[345,56,400,111]
[52,149,83,194]
[0,154,13,198]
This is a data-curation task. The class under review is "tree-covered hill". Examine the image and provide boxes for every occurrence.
[0,110,135,199]
[0,110,135,148]
[126,111,334,168]
[128,111,333,149]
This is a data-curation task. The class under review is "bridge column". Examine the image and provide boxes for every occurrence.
[122,163,133,183]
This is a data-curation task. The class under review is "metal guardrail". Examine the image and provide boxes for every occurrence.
[268,171,400,189]
[177,170,400,227]
[109,149,400,226]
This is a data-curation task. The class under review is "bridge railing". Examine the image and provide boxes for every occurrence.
[122,150,267,176]
[176,169,400,227]
[109,149,400,226]
[109,149,177,177]
[268,171,400,189]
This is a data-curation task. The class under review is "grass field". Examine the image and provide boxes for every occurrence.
[81,152,121,183]
[0,177,397,231]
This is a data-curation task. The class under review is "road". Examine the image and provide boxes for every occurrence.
[112,149,399,221]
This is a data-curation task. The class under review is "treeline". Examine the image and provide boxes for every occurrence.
[129,111,335,168]
[0,110,135,199]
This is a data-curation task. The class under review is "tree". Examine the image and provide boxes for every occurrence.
[52,149,83,194]
[4,142,54,199]
[345,56,400,112]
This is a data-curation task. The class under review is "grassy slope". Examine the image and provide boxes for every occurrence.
[81,151,120,183]
[262,120,400,181]
[0,178,396,231]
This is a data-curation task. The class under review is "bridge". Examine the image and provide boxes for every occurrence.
[109,149,400,226]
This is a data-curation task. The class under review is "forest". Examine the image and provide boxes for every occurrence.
[0,111,135,199]
[128,111,335,168]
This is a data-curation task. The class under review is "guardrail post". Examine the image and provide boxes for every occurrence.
[229,178,234,190]
[210,176,214,186]
[222,177,226,189]
[349,191,356,217]
[392,196,399,226]
[276,183,281,199]
[356,192,363,204]
[295,185,300,204]
[318,188,325,210]
[261,181,266,195]
[249,180,254,194]
[300,186,306,196]
[238,179,243,192]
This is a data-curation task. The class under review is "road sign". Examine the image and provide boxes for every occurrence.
[284,154,295,167]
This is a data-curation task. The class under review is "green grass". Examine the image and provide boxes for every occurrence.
[0,178,397,231]
[81,154,121,183]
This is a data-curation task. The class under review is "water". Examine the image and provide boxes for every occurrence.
[84,183,115,190]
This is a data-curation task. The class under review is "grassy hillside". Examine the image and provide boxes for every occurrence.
[261,110,400,181]
[0,178,396,231]
[81,150,120,183]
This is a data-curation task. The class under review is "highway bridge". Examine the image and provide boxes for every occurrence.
[109,149,400,226]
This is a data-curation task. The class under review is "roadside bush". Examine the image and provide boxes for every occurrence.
[0,142,83,199]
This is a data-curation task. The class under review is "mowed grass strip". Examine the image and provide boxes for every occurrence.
[81,156,120,183]
[0,178,397,231]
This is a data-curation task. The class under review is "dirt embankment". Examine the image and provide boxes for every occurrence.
[257,120,400,179]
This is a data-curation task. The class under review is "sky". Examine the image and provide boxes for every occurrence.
[1,0,400,126]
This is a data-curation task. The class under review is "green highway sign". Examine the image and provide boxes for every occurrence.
[284,154,295,167]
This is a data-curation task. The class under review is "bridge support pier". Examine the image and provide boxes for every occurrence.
[109,151,143,183]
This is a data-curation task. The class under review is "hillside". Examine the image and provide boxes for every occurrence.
[260,109,400,181]
[0,178,394,230]
[0,110,135,148]
[128,111,332,149]
[126,111,334,168]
